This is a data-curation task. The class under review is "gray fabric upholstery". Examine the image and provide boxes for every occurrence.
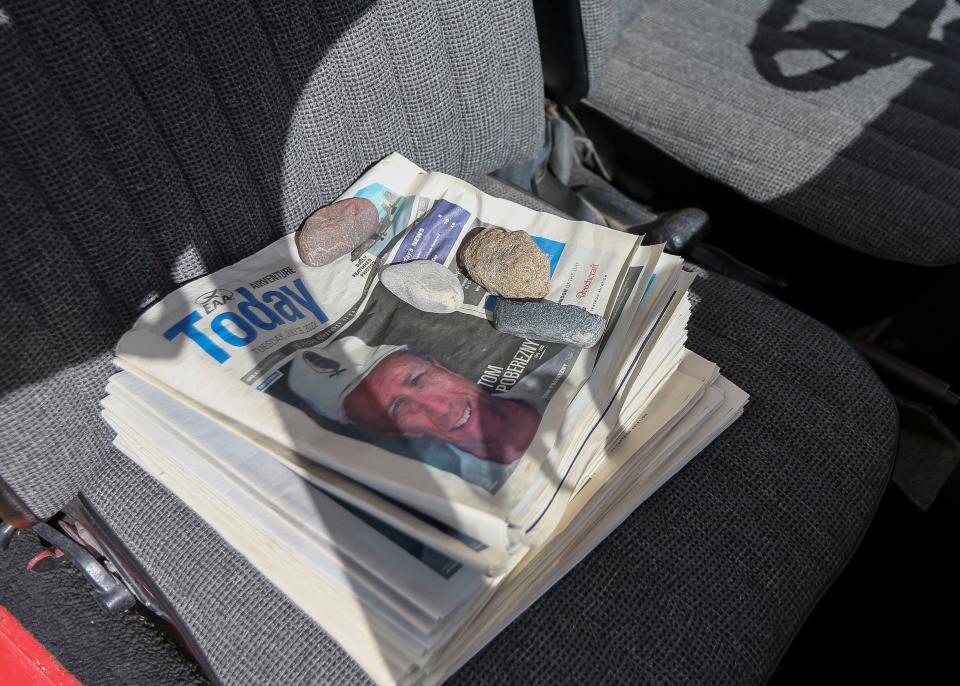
[584,0,960,266]
[470,175,571,215]
[0,0,544,518]
[81,179,897,681]
[579,0,646,88]
[0,1,898,682]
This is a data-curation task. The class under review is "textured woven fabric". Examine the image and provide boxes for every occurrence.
[585,0,960,265]
[579,0,647,88]
[470,175,570,215]
[0,0,544,518]
[81,176,897,684]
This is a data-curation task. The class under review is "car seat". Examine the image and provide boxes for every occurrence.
[568,0,960,266]
[0,1,897,683]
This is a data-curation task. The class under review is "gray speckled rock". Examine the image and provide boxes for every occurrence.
[459,227,551,298]
[380,260,463,314]
[296,197,380,267]
[493,298,606,348]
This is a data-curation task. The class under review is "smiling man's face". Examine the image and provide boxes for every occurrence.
[342,351,538,464]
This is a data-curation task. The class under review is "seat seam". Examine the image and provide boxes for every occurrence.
[5,8,144,333]
[250,3,330,217]
[593,89,929,228]
[370,4,415,167]
[688,0,960,73]
[307,3,363,179]
[679,0,960,114]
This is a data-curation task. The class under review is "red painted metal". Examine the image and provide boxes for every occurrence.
[0,606,82,686]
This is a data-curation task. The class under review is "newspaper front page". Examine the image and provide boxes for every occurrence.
[103,153,751,685]
[116,154,661,549]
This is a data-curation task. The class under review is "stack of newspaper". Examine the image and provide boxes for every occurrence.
[101,153,747,685]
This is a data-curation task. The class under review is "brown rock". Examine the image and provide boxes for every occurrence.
[458,227,551,298]
[296,197,380,267]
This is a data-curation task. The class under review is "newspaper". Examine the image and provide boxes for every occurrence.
[102,152,750,685]
[115,153,671,551]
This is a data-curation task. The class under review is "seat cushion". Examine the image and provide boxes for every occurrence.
[80,179,898,685]
[586,0,960,266]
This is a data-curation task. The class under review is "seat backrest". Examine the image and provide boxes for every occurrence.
[0,0,544,521]
[531,1,644,103]
[579,0,645,92]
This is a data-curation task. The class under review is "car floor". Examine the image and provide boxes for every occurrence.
[0,530,207,685]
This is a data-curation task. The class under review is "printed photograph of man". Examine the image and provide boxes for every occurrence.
[285,337,542,478]
[343,349,540,465]
[261,276,577,494]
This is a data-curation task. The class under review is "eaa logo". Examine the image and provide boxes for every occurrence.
[194,288,234,315]
[302,350,346,378]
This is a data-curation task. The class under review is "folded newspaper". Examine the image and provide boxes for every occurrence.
[102,153,748,685]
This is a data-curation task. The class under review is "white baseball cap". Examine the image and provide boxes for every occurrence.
[286,336,406,423]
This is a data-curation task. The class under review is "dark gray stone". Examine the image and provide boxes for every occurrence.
[492,298,607,348]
